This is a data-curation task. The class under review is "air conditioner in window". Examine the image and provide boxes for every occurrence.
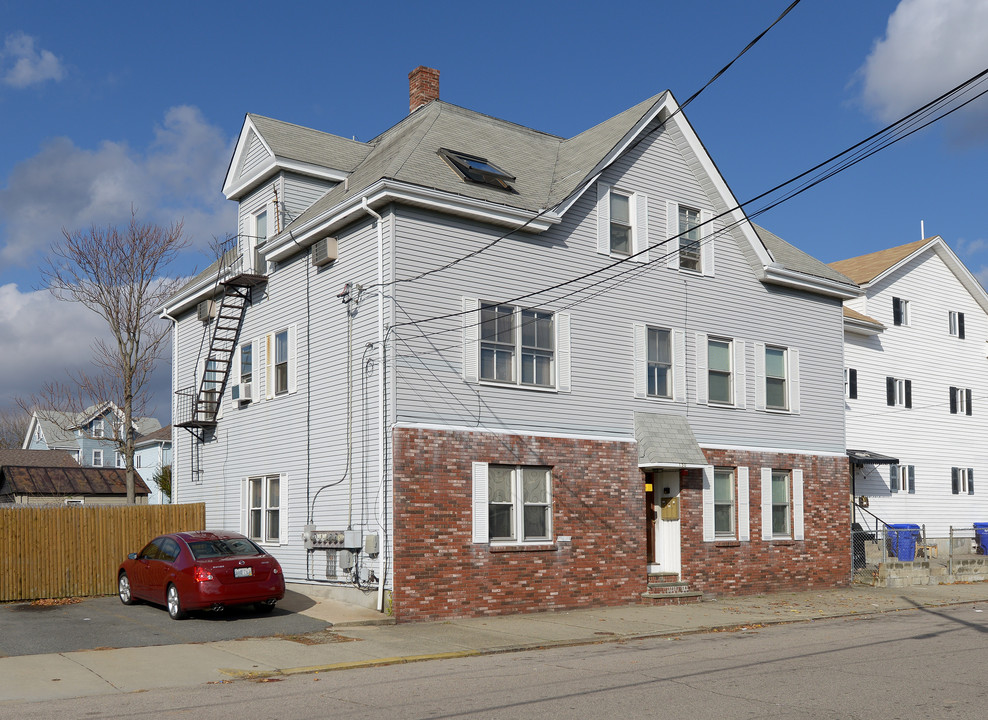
[197,299,216,322]
[231,382,252,402]
[312,237,338,267]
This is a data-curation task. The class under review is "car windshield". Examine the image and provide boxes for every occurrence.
[188,537,264,559]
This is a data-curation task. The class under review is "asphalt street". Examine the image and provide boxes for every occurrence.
[0,594,330,657]
[6,604,987,719]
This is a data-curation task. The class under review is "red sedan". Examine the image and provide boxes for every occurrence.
[118,531,285,620]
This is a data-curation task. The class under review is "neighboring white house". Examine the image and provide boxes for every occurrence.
[163,67,858,621]
[830,236,988,538]
[132,425,172,504]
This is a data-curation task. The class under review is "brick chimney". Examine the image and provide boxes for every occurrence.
[409,66,440,113]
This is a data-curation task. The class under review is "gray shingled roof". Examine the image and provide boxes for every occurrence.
[135,424,172,446]
[635,412,708,467]
[248,114,372,174]
[0,449,79,469]
[32,406,162,446]
[753,224,856,286]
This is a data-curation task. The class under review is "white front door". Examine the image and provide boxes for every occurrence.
[654,471,682,575]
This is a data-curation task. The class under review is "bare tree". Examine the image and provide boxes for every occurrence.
[0,408,30,449]
[26,210,189,502]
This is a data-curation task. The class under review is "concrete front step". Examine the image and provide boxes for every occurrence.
[641,573,703,605]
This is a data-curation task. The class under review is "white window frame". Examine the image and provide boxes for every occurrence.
[702,466,749,542]
[116,451,124,468]
[92,449,103,467]
[950,386,972,416]
[695,333,745,407]
[761,468,804,540]
[952,467,975,495]
[472,462,552,545]
[892,296,910,326]
[468,300,571,392]
[633,324,685,401]
[666,202,714,275]
[245,474,284,545]
[707,337,734,406]
[845,368,857,400]
[755,343,800,413]
[265,326,297,399]
[135,454,142,469]
[949,310,965,338]
[890,464,915,494]
[93,418,105,438]
[596,183,648,262]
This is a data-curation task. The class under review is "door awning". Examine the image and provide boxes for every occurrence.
[635,412,708,469]
[847,449,899,466]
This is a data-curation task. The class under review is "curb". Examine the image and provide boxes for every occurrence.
[221,595,988,680]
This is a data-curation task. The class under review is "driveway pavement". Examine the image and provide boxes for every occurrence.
[0,589,332,657]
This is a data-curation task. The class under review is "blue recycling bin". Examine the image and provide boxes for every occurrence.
[973,523,988,555]
[888,523,920,561]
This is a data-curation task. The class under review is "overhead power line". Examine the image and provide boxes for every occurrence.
[392,64,988,342]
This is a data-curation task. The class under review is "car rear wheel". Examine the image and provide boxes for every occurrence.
[166,583,186,620]
[118,572,136,605]
[255,600,276,614]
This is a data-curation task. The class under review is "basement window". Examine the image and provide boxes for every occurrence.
[438,148,515,190]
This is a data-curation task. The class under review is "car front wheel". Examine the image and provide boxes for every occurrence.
[166,584,186,620]
[118,572,136,605]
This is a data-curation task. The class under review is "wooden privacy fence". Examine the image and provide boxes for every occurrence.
[0,503,205,602]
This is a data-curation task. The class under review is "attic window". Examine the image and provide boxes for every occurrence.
[438,148,515,190]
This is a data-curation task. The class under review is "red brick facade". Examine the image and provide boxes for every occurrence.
[679,449,851,595]
[392,427,851,621]
[392,427,643,622]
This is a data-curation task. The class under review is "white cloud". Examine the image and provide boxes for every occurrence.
[0,106,236,266]
[0,284,172,421]
[858,0,988,143]
[1,32,65,88]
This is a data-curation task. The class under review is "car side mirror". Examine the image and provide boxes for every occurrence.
[128,553,137,560]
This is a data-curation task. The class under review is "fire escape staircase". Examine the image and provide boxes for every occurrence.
[176,260,266,442]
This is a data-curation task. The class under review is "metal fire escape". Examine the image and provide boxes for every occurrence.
[175,251,266,443]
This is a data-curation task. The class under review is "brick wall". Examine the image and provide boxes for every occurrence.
[681,449,851,595]
[392,427,643,621]
[392,428,852,621]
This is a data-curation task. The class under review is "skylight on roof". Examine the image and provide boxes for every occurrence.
[438,148,515,190]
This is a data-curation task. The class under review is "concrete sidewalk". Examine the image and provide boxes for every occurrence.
[3,582,988,704]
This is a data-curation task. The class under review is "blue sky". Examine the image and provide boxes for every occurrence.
[1,0,987,422]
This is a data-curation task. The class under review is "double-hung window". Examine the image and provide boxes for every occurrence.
[609,191,633,256]
[714,468,735,537]
[950,386,973,415]
[886,377,912,408]
[116,451,124,468]
[678,205,701,272]
[480,303,555,388]
[890,464,915,494]
[845,368,857,399]
[92,449,103,467]
[703,466,750,541]
[93,419,105,438]
[952,467,975,495]
[708,338,733,405]
[477,464,552,544]
[247,474,281,543]
[949,311,965,338]
[765,346,787,410]
[264,326,297,399]
[761,468,804,540]
[647,328,672,398]
[892,297,910,326]
[596,183,648,261]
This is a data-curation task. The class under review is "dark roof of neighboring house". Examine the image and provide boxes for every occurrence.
[0,466,150,497]
[0,449,79,468]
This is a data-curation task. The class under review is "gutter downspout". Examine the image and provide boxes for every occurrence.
[161,309,179,505]
[360,198,388,614]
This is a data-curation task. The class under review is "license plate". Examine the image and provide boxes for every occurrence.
[234,567,253,578]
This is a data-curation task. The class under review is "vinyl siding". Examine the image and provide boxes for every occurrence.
[391,120,845,453]
[241,131,269,177]
[846,249,988,536]
[171,212,393,585]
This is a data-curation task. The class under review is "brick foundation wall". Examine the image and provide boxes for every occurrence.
[392,427,643,622]
[681,449,851,595]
